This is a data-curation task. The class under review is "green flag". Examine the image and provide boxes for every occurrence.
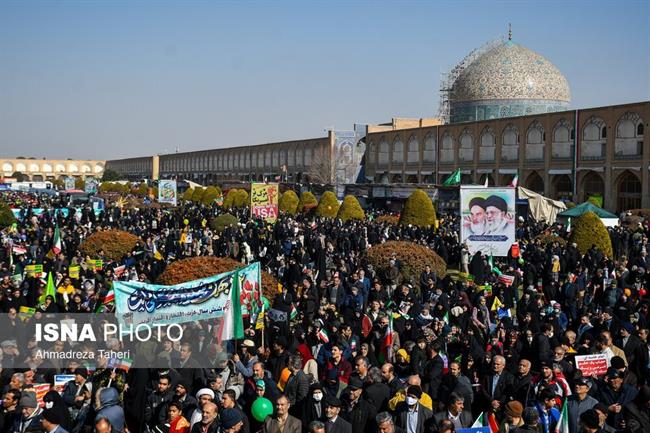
[442,169,461,186]
[39,272,56,305]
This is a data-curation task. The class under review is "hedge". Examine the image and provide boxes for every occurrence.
[223,189,249,209]
[279,190,299,214]
[210,213,239,232]
[136,183,148,197]
[79,230,142,261]
[376,215,399,225]
[315,191,340,218]
[367,241,447,286]
[182,188,194,202]
[0,201,16,229]
[569,211,613,258]
[535,233,567,247]
[192,187,205,203]
[337,195,365,221]
[157,256,278,302]
[400,189,437,227]
[202,186,222,206]
[297,191,318,213]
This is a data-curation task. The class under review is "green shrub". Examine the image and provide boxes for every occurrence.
[400,189,437,227]
[75,178,85,191]
[298,191,318,213]
[566,201,576,209]
[0,202,16,229]
[210,213,239,232]
[376,215,399,225]
[224,189,249,209]
[337,195,365,221]
[315,191,340,218]
[587,196,602,207]
[192,187,205,202]
[234,189,249,208]
[367,241,447,285]
[535,233,567,247]
[137,182,148,197]
[182,188,194,202]
[202,186,222,205]
[569,211,613,258]
[98,182,112,193]
[279,190,299,214]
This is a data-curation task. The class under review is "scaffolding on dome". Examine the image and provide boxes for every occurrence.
[437,37,505,124]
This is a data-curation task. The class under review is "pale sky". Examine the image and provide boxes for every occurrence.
[1,0,649,160]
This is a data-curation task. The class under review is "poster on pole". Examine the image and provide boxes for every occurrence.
[575,354,609,376]
[85,178,99,194]
[460,187,516,257]
[64,177,75,190]
[158,180,177,206]
[251,182,279,223]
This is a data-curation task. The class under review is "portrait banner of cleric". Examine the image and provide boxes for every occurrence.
[460,187,516,257]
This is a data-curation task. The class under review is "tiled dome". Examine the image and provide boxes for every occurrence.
[449,40,571,123]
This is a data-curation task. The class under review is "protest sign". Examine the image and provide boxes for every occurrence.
[69,265,80,279]
[54,374,76,392]
[575,354,609,376]
[158,180,177,206]
[251,182,279,223]
[18,306,36,322]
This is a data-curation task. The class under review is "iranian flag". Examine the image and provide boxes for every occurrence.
[317,327,329,343]
[556,399,569,433]
[380,314,394,362]
[219,274,244,343]
[289,303,297,320]
[52,225,62,255]
[509,175,519,188]
[471,412,498,433]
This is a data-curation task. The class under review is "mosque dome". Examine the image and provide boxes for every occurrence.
[449,39,571,123]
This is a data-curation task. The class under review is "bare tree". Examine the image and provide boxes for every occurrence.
[306,146,334,184]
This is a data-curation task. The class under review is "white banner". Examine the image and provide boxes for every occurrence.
[460,187,516,257]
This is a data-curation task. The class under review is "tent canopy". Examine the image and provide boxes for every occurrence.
[557,202,617,218]
[517,187,566,224]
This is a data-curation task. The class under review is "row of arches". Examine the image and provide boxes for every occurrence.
[1,161,104,175]
[370,111,645,165]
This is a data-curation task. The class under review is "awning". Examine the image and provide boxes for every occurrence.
[477,168,494,173]
[577,167,604,172]
[498,168,518,174]
[612,166,641,171]
[548,169,572,175]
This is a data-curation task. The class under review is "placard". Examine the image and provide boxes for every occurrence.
[575,354,609,376]
[251,182,279,223]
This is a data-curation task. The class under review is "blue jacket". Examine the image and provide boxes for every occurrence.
[95,388,125,433]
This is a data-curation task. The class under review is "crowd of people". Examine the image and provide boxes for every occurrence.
[0,189,649,433]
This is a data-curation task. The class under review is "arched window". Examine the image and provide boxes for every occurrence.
[392,137,404,163]
[552,119,574,160]
[582,117,606,159]
[440,132,454,162]
[423,133,436,162]
[459,129,473,162]
[480,126,495,161]
[617,171,642,211]
[637,123,644,136]
[378,139,389,164]
[501,124,519,161]
[407,135,419,163]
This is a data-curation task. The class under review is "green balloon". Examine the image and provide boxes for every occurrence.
[518,258,524,265]
[251,397,273,422]
[261,296,270,310]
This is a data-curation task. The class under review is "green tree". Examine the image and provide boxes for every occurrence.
[101,169,121,181]
[75,177,85,191]
[400,189,437,227]
[0,201,16,229]
[11,172,26,182]
[137,182,149,197]
[210,213,239,232]
[337,195,365,221]
[182,188,194,202]
[234,189,249,208]
[297,191,318,213]
[279,190,299,214]
[202,186,221,205]
[192,187,205,202]
[315,191,340,218]
[569,211,613,258]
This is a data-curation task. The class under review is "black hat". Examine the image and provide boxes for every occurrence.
[539,359,553,369]
[309,382,324,392]
[325,395,342,408]
[220,408,243,429]
[485,195,508,212]
[41,408,64,425]
[606,367,624,379]
[348,376,364,391]
[406,385,422,399]
[575,377,591,387]
[177,377,191,390]
[580,409,600,429]
[610,356,626,369]
[469,197,486,209]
